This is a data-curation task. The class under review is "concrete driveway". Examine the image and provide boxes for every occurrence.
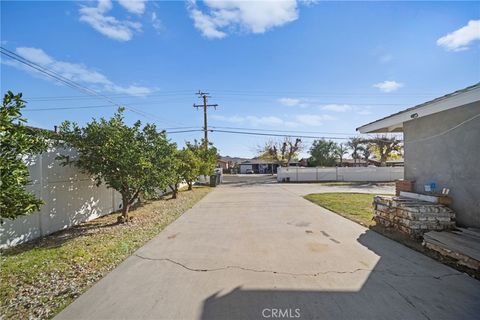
[222,174,395,196]
[56,179,480,320]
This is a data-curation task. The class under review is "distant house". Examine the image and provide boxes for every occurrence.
[298,158,309,167]
[239,160,279,174]
[336,158,404,167]
[216,159,230,172]
[357,83,480,228]
[217,156,250,173]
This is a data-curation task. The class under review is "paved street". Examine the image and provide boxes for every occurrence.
[56,177,480,320]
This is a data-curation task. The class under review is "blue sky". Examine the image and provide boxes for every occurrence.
[1,1,479,158]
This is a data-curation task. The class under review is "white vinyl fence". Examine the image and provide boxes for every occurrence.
[277,166,404,182]
[0,148,123,249]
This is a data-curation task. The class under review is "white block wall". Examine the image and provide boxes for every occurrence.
[277,166,404,182]
[0,148,122,249]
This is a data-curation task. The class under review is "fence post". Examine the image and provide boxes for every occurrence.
[335,166,338,181]
[112,189,116,213]
[296,166,299,182]
[316,167,318,181]
[38,153,44,237]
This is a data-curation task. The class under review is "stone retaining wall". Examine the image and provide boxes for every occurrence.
[373,195,455,238]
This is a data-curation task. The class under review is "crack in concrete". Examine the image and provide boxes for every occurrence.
[382,279,432,320]
[133,254,463,280]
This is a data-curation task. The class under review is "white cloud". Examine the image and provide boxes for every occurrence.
[79,0,142,41]
[356,109,372,115]
[17,47,54,65]
[211,115,246,124]
[295,114,334,126]
[188,5,227,39]
[247,116,285,126]
[278,97,301,107]
[320,104,372,115]
[7,47,153,97]
[211,115,286,126]
[118,0,146,15]
[321,104,353,112]
[299,0,319,5]
[108,84,153,96]
[278,97,311,108]
[187,0,301,39]
[151,12,163,33]
[212,112,334,127]
[373,80,404,93]
[437,20,480,52]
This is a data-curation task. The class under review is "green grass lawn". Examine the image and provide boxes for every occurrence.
[304,192,376,227]
[315,181,395,187]
[316,181,362,186]
[0,187,211,320]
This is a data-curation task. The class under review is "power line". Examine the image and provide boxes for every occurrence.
[25,92,194,101]
[24,90,442,101]
[0,46,183,127]
[1,47,118,105]
[209,129,345,140]
[209,126,357,135]
[24,105,115,111]
[165,129,205,134]
[208,129,403,141]
[204,89,444,97]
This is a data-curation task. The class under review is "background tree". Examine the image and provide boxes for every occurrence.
[57,108,176,222]
[366,135,403,166]
[258,137,302,166]
[186,139,218,178]
[168,148,201,198]
[358,144,372,166]
[308,139,338,167]
[335,143,348,166]
[0,91,47,222]
[168,149,182,199]
[346,137,363,165]
[180,148,201,190]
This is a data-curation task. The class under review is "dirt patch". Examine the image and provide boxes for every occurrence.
[307,242,328,252]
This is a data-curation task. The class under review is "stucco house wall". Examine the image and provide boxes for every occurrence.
[239,164,253,174]
[403,101,480,227]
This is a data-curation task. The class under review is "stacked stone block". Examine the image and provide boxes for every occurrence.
[373,195,455,238]
[395,180,415,196]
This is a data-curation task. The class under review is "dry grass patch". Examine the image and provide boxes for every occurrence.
[0,187,211,320]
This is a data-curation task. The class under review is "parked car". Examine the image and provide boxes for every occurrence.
[245,169,254,174]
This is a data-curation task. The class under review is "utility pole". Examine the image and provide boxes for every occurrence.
[193,91,218,146]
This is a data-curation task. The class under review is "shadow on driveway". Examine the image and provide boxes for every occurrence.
[200,230,480,320]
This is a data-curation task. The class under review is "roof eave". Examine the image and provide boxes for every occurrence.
[357,84,480,134]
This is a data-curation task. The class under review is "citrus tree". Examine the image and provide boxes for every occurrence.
[168,147,201,198]
[57,108,176,222]
[186,140,218,178]
[179,148,201,191]
[0,91,47,222]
